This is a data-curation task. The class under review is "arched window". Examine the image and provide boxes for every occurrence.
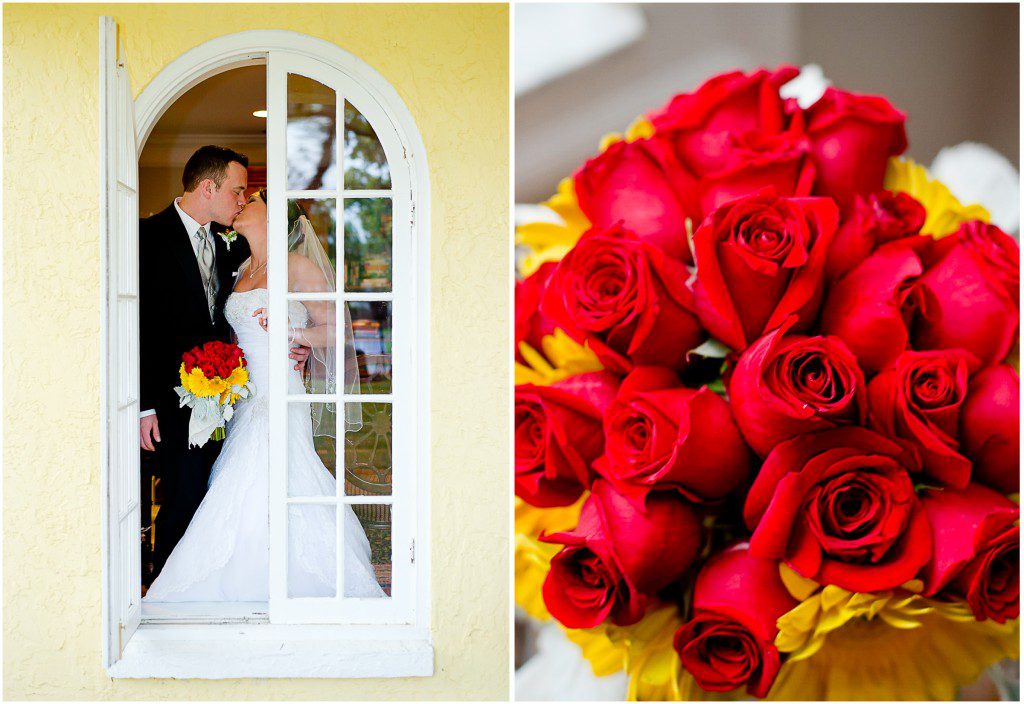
[101,19,431,677]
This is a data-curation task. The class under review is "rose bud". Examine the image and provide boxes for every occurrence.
[921,483,1019,623]
[744,427,931,592]
[514,262,560,361]
[697,129,815,218]
[674,543,797,698]
[541,480,703,628]
[728,318,866,457]
[650,66,800,177]
[912,221,1020,368]
[574,136,696,262]
[825,190,926,281]
[867,349,976,489]
[805,88,907,212]
[820,242,925,374]
[691,189,838,353]
[960,365,1020,494]
[542,224,706,374]
[515,372,619,508]
[596,366,752,501]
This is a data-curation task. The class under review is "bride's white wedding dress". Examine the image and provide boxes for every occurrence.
[145,288,385,601]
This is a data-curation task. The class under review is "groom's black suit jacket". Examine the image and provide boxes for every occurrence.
[139,203,251,447]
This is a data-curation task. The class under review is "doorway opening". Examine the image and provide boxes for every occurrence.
[138,64,267,599]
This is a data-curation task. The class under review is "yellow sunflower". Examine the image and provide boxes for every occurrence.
[179,363,229,398]
[768,567,1019,700]
[517,177,591,277]
[884,157,990,238]
[515,329,604,386]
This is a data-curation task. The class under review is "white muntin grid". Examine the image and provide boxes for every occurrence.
[267,51,414,625]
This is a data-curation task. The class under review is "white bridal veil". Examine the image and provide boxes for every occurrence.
[235,209,361,436]
[285,213,362,435]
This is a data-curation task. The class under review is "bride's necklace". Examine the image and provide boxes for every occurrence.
[248,258,268,279]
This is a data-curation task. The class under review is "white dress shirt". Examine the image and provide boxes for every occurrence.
[140,199,215,420]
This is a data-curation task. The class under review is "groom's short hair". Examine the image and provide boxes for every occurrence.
[182,145,249,192]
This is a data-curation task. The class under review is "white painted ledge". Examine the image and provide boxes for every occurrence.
[108,623,434,679]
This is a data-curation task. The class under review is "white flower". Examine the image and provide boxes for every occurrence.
[780,64,832,109]
[930,142,1020,236]
[219,229,238,251]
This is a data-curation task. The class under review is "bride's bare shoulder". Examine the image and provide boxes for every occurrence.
[286,251,318,276]
[286,252,331,291]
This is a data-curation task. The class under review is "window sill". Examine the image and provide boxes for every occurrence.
[108,622,434,679]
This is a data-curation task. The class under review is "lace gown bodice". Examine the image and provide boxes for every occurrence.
[144,288,384,602]
[223,288,311,404]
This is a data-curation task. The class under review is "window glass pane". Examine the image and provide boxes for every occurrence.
[344,504,391,598]
[289,401,336,498]
[344,101,391,189]
[345,301,392,395]
[344,198,392,292]
[283,298,337,395]
[288,503,337,598]
[287,74,337,191]
[344,402,392,497]
[287,198,337,292]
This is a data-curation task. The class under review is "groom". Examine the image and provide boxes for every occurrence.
[139,145,306,583]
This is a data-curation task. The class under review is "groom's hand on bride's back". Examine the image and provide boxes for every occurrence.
[290,345,311,372]
[140,414,161,451]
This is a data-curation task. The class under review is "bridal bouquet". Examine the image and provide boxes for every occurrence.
[515,65,1019,700]
[174,340,255,447]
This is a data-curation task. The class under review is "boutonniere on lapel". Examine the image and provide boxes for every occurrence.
[219,229,239,251]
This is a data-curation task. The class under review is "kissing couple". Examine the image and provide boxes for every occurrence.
[140,145,383,601]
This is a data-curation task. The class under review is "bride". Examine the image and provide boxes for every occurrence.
[145,189,385,601]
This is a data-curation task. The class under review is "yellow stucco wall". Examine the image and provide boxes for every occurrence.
[3,3,509,699]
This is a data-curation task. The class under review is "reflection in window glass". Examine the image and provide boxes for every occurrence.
[344,101,391,190]
[288,198,337,291]
[345,301,392,394]
[344,199,392,292]
[346,504,391,598]
[287,504,337,598]
[287,74,337,191]
[344,402,392,497]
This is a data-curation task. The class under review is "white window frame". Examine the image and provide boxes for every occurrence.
[100,23,432,678]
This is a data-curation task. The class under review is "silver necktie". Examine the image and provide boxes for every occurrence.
[195,226,218,321]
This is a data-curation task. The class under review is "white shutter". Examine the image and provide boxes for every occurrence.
[100,16,142,668]
[267,50,417,625]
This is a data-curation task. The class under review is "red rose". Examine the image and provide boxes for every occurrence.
[697,128,815,219]
[820,242,925,374]
[596,366,752,501]
[542,225,705,373]
[574,136,696,262]
[515,262,560,360]
[728,318,866,456]
[674,543,797,698]
[744,427,931,592]
[825,190,926,280]
[912,221,1020,367]
[541,480,702,628]
[649,66,800,176]
[514,372,619,507]
[805,88,907,212]
[867,349,975,489]
[960,365,1020,494]
[921,483,1019,623]
[691,189,837,352]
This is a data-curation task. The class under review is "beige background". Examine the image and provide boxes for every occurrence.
[3,3,509,699]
